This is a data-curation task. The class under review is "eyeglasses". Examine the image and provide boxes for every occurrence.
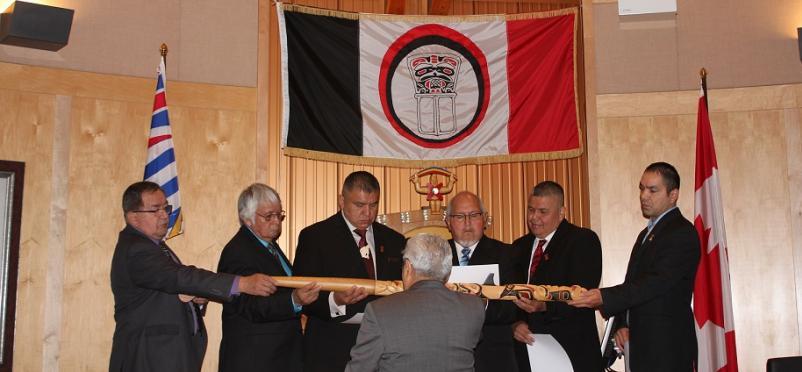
[131,205,173,215]
[448,212,484,222]
[256,210,286,222]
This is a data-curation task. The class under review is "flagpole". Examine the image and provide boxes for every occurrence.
[700,67,708,108]
[160,43,168,66]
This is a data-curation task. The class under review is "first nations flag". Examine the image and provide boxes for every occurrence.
[276,4,582,166]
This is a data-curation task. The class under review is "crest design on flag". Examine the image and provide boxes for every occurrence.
[380,24,491,148]
[406,53,461,136]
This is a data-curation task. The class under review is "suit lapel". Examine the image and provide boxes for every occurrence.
[372,222,395,280]
[334,213,370,278]
[627,209,681,276]
[238,226,288,276]
[469,236,495,265]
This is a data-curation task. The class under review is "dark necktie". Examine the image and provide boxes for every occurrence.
[354,229,376,279]
[160,242,200,334]
[267,242,292,276]
[528,239,547,283]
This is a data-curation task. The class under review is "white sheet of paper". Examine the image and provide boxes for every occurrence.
[342,313,364,324]
[448,264,500,285]
[526,334,574,372]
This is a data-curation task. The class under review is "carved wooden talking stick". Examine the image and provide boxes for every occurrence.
[273,276,586,302]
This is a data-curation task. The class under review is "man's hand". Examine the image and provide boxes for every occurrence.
[192,297,209,305]
[292,282,321,306]
[333,285,369,306]
[513,296,546,313]
[239,273,278,296]
[567,288,603,308]
[512,321,535,345]
[614,327,630,351]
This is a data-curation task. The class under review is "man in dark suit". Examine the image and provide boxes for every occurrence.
[293,171,406,372]
[110,181,278,372]
[511,181,602,372]
[217,183,320,372]
[569,162,701,372]
[345,234,485,372]
[445,191,518,372]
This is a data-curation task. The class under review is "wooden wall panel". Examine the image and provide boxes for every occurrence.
[0,90,55,372]
[596,84,802,372]
[60,96,148,371]
[0,61,257,371]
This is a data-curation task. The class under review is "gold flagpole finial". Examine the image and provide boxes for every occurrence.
[160,43,168,58]
[700,68,707,78]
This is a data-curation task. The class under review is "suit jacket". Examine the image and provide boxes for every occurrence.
[217,226,303,372]
[345,280,485,372]
[449,235,518,372]
[293,212,405,372]
[110,225,236,372]
[600,208,700,372]
[512,219,603,372]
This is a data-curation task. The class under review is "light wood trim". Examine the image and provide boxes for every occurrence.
[0,62,256,112]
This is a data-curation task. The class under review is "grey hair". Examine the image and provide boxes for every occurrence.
[531,181,565,207]
[403,234,453,282]
[238,183,282,224]
[444,191,486,216]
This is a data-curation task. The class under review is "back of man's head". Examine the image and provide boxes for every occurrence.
[342,171,380,195]
[644,162,681,191]
[403,234,452,283]
[122,181,162,214]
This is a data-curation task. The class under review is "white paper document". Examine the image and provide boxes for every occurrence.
[448,264,500,285]
[526,334,573,372]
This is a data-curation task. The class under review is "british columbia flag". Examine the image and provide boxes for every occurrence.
[144,56,183,240]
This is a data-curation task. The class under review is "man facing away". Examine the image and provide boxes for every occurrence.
[569,162,701,372]
[445,191,518,372]
[110,181,277,372]
[293,171,406,372]
[345,233,485,372]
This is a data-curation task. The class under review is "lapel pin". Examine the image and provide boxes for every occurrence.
[379,245,384,254]
[648,235,654,242]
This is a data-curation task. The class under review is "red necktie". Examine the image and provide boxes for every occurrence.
[354,229,376,279]
[528,239,547,283]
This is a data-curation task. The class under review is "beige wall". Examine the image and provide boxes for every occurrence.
[595,84,802,371]
[0,0,258,87]
[593,0,802,93]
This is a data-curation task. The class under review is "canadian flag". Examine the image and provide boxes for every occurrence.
[693,72,738,372]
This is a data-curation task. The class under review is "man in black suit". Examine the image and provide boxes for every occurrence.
[293,171,406,372]
[217,183,320,372]
[445,191,518,372]
[569,162,701,372]
[110,181,278,372]
[511,181,602,372]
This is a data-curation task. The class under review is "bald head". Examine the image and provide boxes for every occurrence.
[445,191,487,247]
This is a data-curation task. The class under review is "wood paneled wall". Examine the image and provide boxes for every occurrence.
[0,62,258,371]
[595,84,802,371]
[1,1,591,371]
